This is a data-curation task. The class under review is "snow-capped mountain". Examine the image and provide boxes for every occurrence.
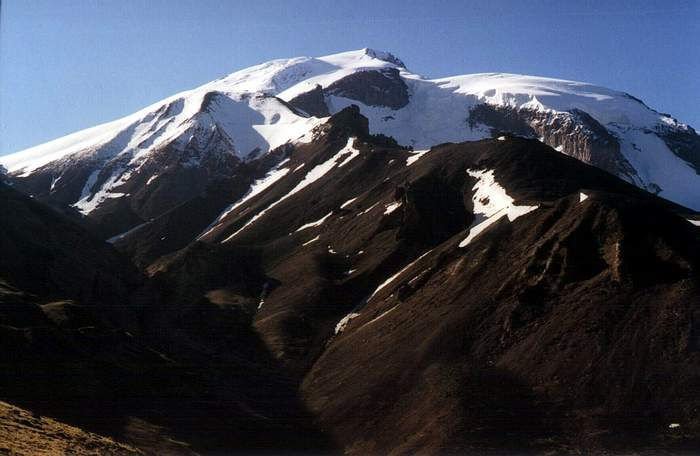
[1,48,698,236]
[2,95,700,454]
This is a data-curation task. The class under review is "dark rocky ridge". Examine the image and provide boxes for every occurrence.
[288,67,410,116]
[287,84,330,117]
[326,67,410,109]
[303,190,700,453]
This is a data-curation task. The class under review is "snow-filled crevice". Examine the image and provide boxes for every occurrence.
[73,166,130,215]
[222,137,360,242]
[334,249,432,335]
[295,211,333,232]
[303,235,320,246]
[197,158,291,239]
[340,197,358,209]
[384,201,402,215]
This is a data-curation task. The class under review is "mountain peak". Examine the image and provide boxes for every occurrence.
[2,49,698,213]
[361,48,406,68]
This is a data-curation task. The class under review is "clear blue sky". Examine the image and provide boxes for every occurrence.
[1,0,698,155]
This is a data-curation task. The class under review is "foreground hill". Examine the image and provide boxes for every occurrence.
[0,182,331,454]
[0,400,140,456]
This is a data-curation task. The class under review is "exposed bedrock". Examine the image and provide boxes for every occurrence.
[468,103,639,181]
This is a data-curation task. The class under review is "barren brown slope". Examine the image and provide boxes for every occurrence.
[302,191,700,454]
[149,107,700,453]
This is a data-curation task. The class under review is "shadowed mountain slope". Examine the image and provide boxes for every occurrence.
[140,108,700,453]
[0,182,333,454]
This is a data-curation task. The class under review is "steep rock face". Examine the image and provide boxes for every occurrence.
[287,67,410,117]
[325,68,410,109]
[287,84,330,117]
[469,103,639,181]
[657,123,700,172]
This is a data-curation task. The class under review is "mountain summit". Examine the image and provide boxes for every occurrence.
[2,48,698,223]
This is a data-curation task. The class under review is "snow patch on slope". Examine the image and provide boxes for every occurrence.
[73,167,130,215]
[459,169,538,248]
[334,249,432,335]
[106,221,149,244]
[384,201,402,215]
[406,149,430,166]
[277,137,359,201]
[368,250,433,301]
[334,312,361,334]
[303,235,321,246]
[340,197,358,209]
[296,211,333,231]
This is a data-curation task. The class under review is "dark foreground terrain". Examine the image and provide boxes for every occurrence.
[1,107,699,454]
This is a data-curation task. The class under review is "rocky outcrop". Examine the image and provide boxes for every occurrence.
[326,68,409,109]
[657,123,700,173]
[363,48,406,68]
[468,103,639,181]
[287,68,410,116]
[287,84,330,117]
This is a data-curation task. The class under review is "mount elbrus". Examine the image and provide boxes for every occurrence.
[1,49,699,454]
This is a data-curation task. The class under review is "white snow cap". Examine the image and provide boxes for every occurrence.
[2,48,698,210]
